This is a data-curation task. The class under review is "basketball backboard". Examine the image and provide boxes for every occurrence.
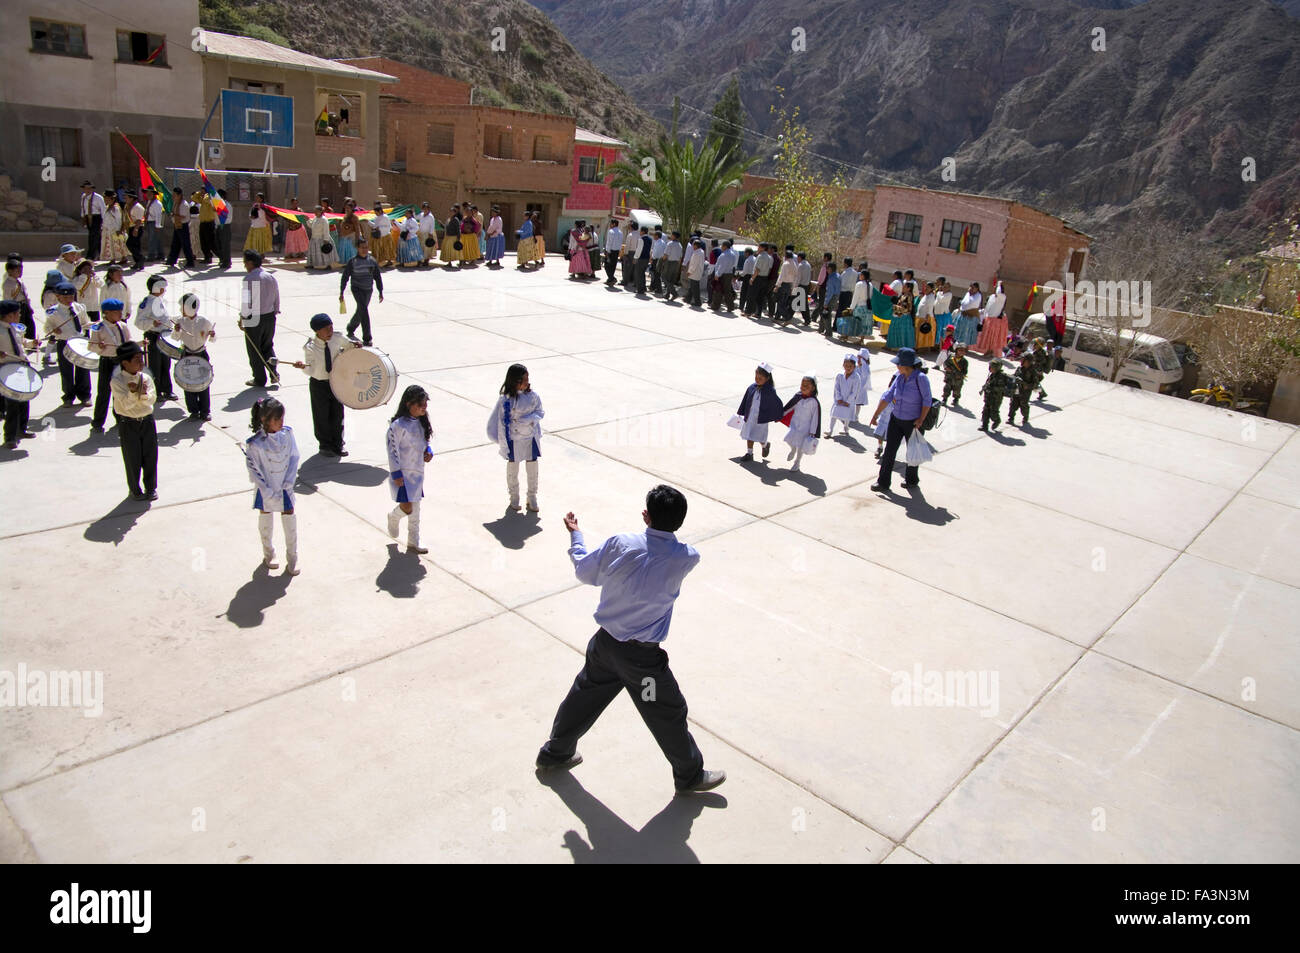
[220,89,294,149]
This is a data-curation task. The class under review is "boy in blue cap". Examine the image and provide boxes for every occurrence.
[44,281,92,405]
[88,297,132,431]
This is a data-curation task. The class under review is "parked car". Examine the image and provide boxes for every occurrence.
[1019,315,1183,393]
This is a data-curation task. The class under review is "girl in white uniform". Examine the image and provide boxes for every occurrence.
[386,384,434,554]
[852,348,872,421]
[487,363,544,513]
[782,374,821,473]
[734,362,783,461]
[825,355,858,438]
[246,397,301,575]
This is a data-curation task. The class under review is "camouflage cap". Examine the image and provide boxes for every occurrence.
[990,359,1004,368]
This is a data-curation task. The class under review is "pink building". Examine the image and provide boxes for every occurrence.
[865,185,1090,315]
[559,127,627,239]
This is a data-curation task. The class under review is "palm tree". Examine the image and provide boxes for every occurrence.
[607,133,758,238]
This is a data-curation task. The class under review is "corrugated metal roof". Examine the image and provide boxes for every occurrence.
[575,127,627,147]
[199,31,398,83]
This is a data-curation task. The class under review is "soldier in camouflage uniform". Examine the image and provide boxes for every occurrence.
[1007,353,1041,426]
[941,344,970,406]
[979,359,1013,432]
[1030,337,1051,401]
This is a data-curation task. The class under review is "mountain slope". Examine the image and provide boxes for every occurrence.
[530,0,1300,245]
[200,0,658,143]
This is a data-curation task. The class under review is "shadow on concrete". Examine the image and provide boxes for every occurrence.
[986,428,1026,447]
[1032,399,1062,412]
[944,403,977,418]
[222,564,292,628]
[1019,422,1052,440]
[781,466,828,496]
[298,459,388,488]
[483,509,543,549]
[157,416,207,449]
[376,543,427,599]
[897,485,958,526]
[733,454,782,486]
[221,388,270,414]
[827,432,868,454]
[83,497,149,545]
[537,770,726,864]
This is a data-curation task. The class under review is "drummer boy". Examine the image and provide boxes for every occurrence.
[44,281,92,406]
[1,300,38,449]
[293,313,354,457]
[134,275,178,403]
[88,298,133,432]
[174,292,215,421]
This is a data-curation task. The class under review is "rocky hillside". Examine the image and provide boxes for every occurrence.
[199,0,659,144]
[531,0,1300,247]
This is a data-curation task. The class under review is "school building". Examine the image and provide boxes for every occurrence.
[196,33,393,239]
[718,176,1091,322]
[0,0,206,237]
[343,57,580,249]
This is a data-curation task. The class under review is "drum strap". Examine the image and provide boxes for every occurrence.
[6,324,19,355]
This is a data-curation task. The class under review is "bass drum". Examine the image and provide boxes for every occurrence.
[329,346,398,409]
[0,362,42,402]
[63,337,99,370]
[173,355,214,393]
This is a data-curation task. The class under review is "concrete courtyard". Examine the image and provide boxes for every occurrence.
[2,253,1298,863]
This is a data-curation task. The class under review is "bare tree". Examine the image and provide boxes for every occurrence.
[1075,215,1219,381]
[1193,304,1300,403]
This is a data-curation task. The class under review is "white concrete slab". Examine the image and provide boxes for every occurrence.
[517,519,1081,841]
[906,653,1300,862]
[770,474,1179,646]
[1044,403,1274,490]
[1098,553,1300,729]
[3,253,1295,863]
[1244,429,1300,508]
[1082,386,1294,452]
[0,494,500,789]
[1186,493,1300,590]
[4,616,889,863]
[925,427,1235,550]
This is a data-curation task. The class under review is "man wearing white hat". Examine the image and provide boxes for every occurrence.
[80,182,106,264]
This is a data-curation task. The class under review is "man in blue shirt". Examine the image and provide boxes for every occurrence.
[869,347,932,492]
[536,485,725,794]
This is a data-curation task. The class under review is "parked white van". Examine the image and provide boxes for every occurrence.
[1018,314,1183,394]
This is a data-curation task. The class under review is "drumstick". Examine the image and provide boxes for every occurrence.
[236,322,279,378]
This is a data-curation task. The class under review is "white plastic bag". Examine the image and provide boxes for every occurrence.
[905,431,933,465]
[726,413,744,430]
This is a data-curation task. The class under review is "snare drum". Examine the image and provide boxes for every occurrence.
[173,355,214,393]
[329,346,398,409]
[0,362,42,402]
[157,332,185,359]
[63,337,99,370]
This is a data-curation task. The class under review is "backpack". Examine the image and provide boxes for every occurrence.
[921,401,942,432]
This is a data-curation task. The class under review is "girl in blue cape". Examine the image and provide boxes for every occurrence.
[735,362,784,462]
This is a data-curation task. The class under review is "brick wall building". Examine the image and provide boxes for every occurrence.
[340,57,575,248]
[559,128,626,238]
[718,177,1090,323]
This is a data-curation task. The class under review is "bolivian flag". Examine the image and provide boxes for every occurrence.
[957,225,971,254]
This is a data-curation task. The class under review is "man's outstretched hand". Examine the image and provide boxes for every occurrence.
[563,512,579,533]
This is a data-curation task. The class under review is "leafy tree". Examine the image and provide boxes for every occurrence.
[754,108,845,255]
[708,78,745,165]
[607,132,758,238]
